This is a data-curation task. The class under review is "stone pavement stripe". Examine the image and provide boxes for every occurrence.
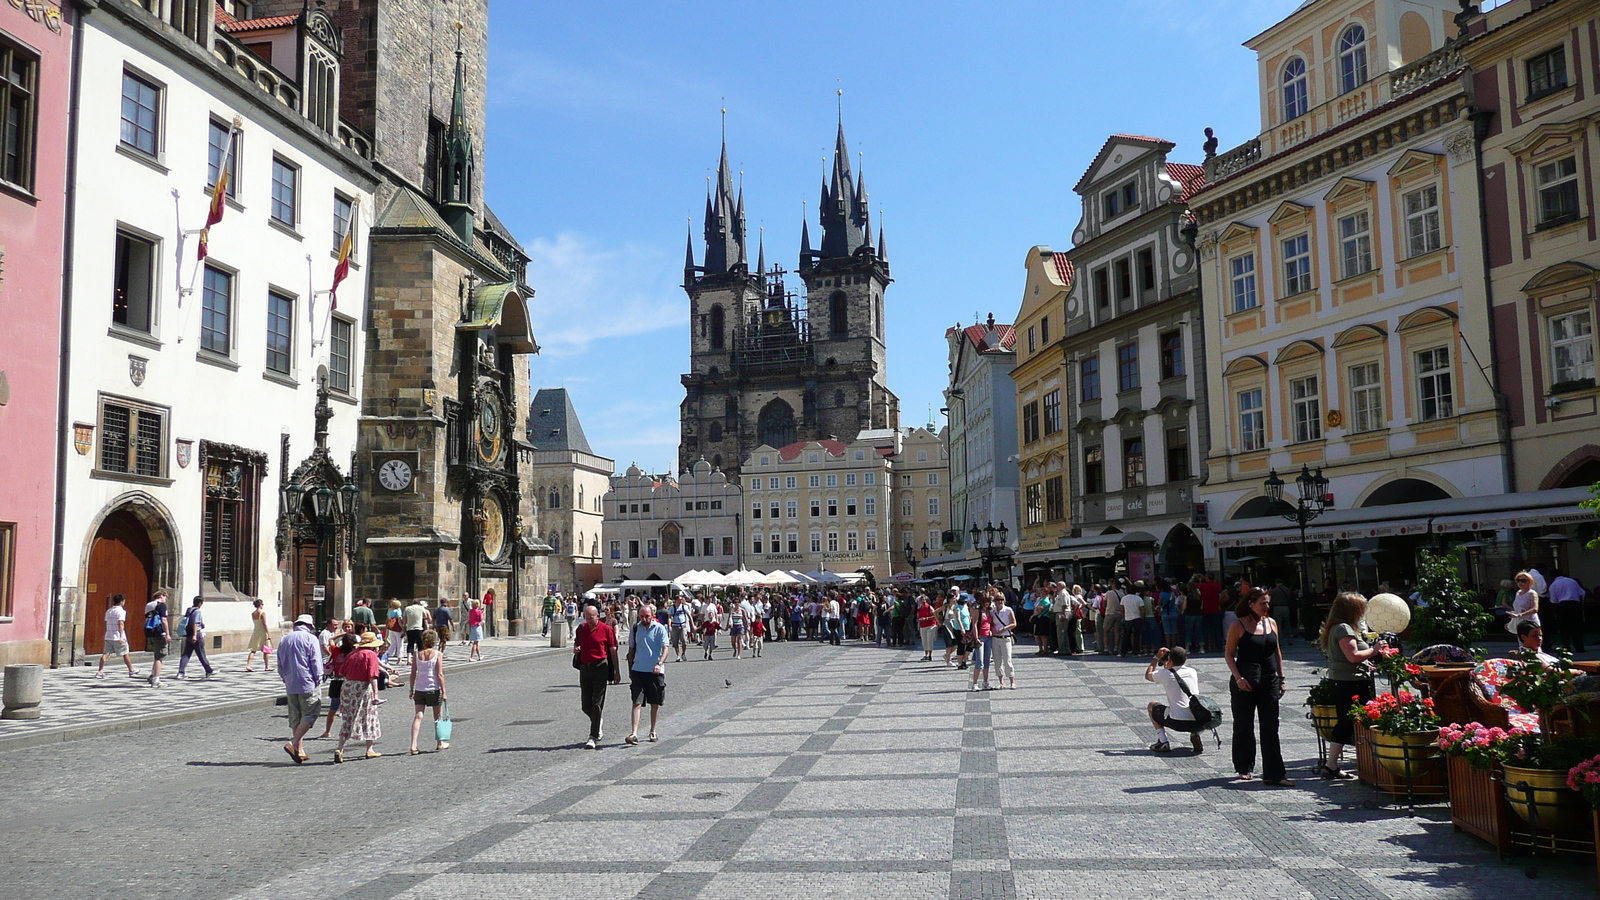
[630,871,717,900]
[420,821,532,864]
[452,861,662,874]
[679,814,763,861]
[1285,867,1393,900]
[949,870,1016,900]
[1222,808,1323,856]
[335,874,427,900]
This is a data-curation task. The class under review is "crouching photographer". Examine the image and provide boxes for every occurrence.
[1145,646,1205,754]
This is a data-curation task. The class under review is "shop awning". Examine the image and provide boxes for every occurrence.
[1052,530,1159,560]
[1210,487,1596,549]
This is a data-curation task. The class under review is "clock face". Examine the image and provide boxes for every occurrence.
[378,458,413,492]
[476,392,503,464]
[480,494,506,561]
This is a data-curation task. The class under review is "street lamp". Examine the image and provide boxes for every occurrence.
[1264,464,1330,609]
[281,472,360,624]
[903,542,929,577]
[971,521,1013,587]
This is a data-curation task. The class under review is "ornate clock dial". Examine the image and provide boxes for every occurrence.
[476,391,503,464]
[480,494,506,561]
[378,458,413,491]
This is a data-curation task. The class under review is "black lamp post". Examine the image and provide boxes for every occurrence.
[1265,464,1330,605]
[282,472,360,623]
[903,542,929,577]
[971,521,1012,587]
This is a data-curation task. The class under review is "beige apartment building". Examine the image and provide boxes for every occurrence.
[741,438,897,582]
[891,426,950,577]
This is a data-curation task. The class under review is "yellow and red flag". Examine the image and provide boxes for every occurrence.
[330,197,359,310]
[198,117,241,261]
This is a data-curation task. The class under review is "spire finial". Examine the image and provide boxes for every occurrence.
[720,99,726,144]
[836,80,843,125]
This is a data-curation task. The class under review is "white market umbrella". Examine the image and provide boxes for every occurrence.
[763,570,800,584]
[807,570,846,583]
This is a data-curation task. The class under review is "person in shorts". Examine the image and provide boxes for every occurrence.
[96,594,139,678]
[408,628,449,753]
[626,604,668,744]
[668,596,691,662]
[144,589,172,688]
[431,599,453,658]
[277,614,324,764]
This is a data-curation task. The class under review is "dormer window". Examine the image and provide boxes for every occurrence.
[1338,26,1368,94]
[1282,58,1308,121]
[1103,180,1138,219]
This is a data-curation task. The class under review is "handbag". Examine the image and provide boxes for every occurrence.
[1171,667,1224,728]
[435,701,453,743]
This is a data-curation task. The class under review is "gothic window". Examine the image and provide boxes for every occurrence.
[829,292,848,337]
[548,488,560,509]
[710,422,722,442]
[710,304,725,350]
[758,399,796,449]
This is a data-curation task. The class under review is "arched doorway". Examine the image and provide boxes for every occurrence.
[758,399,797,449]
[1161,524,1202,579]
[85,511,155,653]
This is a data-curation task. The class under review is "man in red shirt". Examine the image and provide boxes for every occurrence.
[573,605,618,749]
[1193,574,1224,653]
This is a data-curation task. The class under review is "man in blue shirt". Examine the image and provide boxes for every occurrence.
[277,614,325,764]
[626,603,669,744]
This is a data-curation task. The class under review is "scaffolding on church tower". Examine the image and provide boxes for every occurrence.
[731,263,810,370]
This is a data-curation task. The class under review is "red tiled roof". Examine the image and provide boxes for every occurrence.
[777,439,846,461]
[218,13,297,33]
[1052,254,1075,287]
[961,323,1016,353]
[1110,133,1171,144]
[1166,163,1207,201]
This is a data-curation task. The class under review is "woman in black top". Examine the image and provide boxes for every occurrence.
[1225,587,1292,786]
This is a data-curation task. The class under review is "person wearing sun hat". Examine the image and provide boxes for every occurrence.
[333,629,386,763]
[277,614,324,764]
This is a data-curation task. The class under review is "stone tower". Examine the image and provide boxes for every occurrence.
[680,121,898,478]
[250,0,549,630]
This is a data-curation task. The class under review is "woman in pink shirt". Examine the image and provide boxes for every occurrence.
[970,591,995,692]
[466,600,486,661]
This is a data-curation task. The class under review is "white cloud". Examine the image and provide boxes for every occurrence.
[523,232,684,357]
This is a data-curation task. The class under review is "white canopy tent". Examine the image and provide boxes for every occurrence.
[722,568,766,586]
[761,570,801,584]
[806,570,846,583]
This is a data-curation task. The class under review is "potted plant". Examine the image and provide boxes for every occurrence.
[1495,650,1593,835]
[1354,690,1441,777]
[1370,645,1424,691]
[1410,549,1494,652]
[1438,721,1534,770]
[1440,721,1534,854]
[1305,677,1343,740]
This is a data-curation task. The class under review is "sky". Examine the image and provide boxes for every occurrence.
[485,0,1293,476]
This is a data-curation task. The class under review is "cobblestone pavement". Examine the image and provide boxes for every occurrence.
[5,637,1594,899]
[0,635,560,749]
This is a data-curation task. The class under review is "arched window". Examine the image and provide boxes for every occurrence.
[712,454,722,469]
[709,421,722,442]
[710,304,725,350]
[1338,25,1368,94]
[829,291,848,337]
[591,538,598,557]
[577,486,584,507]
[1282,58,1308,121]
[548,532,560,552]
[758,399,797,449]
[834,390,846,407]
[577,531,584,555]
[548,488,560,509]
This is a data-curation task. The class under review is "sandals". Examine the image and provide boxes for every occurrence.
[333,750,344,764]
[284,744,302,764]
[365,750,382,759]
[410,749,420,756]
[648,732,658,743]
[1320,766,1354,780]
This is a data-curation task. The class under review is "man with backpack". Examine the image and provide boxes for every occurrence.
[144,589,173,687]
[1144,646,1208,754]
[177,595,216,679]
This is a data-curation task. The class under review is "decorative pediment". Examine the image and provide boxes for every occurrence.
[1110,406,1146,427]
[1273,339,1325,365]
[1323,176,1374,206]
[1507,119,1589,158]
[1223,354,1269,377]
[1397,305,1458,333]
[1218,222,1259,248]
[1044,452,1064,472]
[301,7,345,57]
[1522,261,1600,295]
[1267,200,1314,227]
[1387,149,1443,180]
[1152,396,1193,417]
[1074,415,1102,434]
[1331,323,1387,348]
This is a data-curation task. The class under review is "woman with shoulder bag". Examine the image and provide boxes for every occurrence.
[990,593,1019,690]
[333,631,385,762]
[1318,592,1383,779]
[1225,588,1291,786]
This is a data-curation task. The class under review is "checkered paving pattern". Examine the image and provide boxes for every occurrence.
[0,636,558,748]
[231,644,1597,900]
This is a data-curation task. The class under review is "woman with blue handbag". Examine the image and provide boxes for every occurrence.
[408,629,449,754]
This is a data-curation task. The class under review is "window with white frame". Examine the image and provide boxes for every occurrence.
[752,533,764,555]
[1282,58,1308,120]
[1526,46,1568,100]
[1238,388,1265,451]
[787,499,798,518]
[787,533,798,553]
[827,499,838,517]
[1230,253,1258,313]
[825,474,837,487]
[827,531,839,552]
[769,534,780,554]
[1416,347,1454,421]
[1282,234,1312,295]
[810,498,821,517]
[1536,157,1579,225]
[809,475,820,488]
[901,494,912,517]
[864,495,876,516]
[928,496,940,516]
[1349,362,1383,433]
[1403,185,1441,257]
[1549,310,1595,385]
[845,497,857,516]
[864,472,876,485]
[1338,211,1372,278]
[786,476,797,489]
[846,531,859,552]
[864,530,877,551]
[1338,25,1368,94]
[1289,375,1322,443]
[927,472,939,486]
[810,533,822,553]
[845,473,856,486]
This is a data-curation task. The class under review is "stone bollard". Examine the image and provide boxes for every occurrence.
[549,617,568,649]
[2,664,44,720]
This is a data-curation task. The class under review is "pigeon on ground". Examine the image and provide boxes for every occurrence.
[724,679,732,687]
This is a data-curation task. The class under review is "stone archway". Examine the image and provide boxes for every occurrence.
[77,493,182,656]
[1540,444,1600,490]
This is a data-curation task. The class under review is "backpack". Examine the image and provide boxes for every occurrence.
[1171,667,1224,729]
[144,606,164,635]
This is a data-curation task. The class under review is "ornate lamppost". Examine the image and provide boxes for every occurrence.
[280,369,361,624]
[969,521,1012,587]
[903,542,929,578]
[1264,464,1330,603]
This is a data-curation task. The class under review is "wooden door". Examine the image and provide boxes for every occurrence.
[85,511,154,653]
[291,542,320,623]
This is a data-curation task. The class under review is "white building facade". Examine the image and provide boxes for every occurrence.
[742,439,897,581]
[603,460,743,584]
[58,1,377,656]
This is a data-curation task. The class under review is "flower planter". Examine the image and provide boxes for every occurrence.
[1355,721,1446,798]
[1446,756,1515,856]
[1373,729,1441,777]
[1501,763,1592,837]
[1309,704,1340,740]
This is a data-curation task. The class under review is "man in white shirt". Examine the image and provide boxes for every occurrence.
[824,595,842,645]
[1120,586,1145,657]
[1145,646,1204,754]
[96,594,139,678]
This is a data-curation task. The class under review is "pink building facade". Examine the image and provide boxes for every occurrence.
[0,0,72,666]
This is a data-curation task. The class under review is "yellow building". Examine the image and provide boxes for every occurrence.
[1194,0,1505,592]
[1012,248,1074,584]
